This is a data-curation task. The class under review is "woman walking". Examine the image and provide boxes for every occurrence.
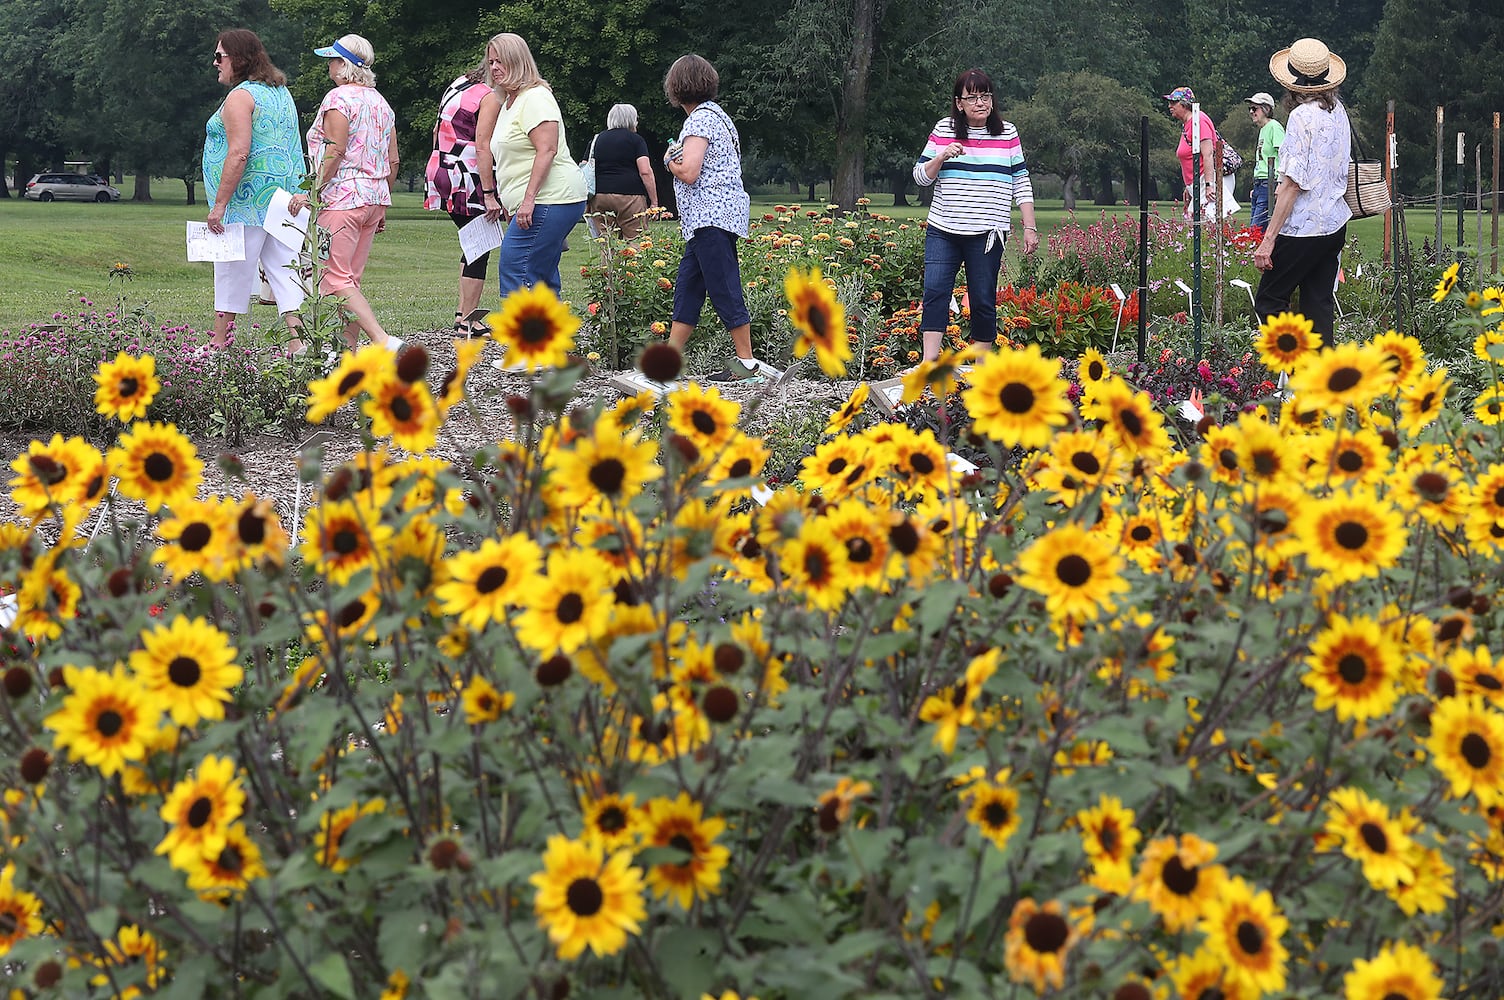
[912,68,1039,363]
[1164,86,1239,222]
[1246,91,1285,231]
[587,103,660,243]
[289,34,402,352]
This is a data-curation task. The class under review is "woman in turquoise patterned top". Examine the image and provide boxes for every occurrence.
[204,29,308,352]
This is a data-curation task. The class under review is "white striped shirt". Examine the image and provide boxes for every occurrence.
[913,117,1034,238]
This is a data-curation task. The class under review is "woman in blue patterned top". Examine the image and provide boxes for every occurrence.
[203,29,307,352]
[662,54,762,382]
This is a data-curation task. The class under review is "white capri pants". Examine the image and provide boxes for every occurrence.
[214,225,306,315]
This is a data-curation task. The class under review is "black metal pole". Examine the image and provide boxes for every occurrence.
[1191,108,1203,362]
[1138,116,1149,363]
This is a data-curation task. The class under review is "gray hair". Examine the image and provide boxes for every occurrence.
[606,103,639,130]
[331,34,376,87]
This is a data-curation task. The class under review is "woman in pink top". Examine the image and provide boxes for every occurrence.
[1164,86,1238,221]
[288,34,402,353]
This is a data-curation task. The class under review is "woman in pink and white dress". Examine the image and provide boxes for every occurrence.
[288,34,402,352]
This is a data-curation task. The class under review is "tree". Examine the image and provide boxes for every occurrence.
[0,0,75,197]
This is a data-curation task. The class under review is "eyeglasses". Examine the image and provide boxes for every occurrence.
[1248,107,1261,114]
[213,52,226,64]
[958,94,992,105]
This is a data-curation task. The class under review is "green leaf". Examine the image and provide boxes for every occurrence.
[309,953,355,1000]
[916,581,968,638]
[824,928,888,965]
[377,908,437,983]
[654,926,718,997]
[163,954,211,1000]
[86,906,117,941]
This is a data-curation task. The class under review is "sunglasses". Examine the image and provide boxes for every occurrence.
[213,52,227,64]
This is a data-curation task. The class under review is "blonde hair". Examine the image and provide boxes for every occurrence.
[330,34,376,87]
[486,33,547,93]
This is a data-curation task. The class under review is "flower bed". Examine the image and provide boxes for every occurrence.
[1,278,1504,998]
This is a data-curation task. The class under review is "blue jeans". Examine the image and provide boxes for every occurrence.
[671,227,751,330]
[920,227,1005,342]
[1249,179,1271,231]
[495,200,586,298]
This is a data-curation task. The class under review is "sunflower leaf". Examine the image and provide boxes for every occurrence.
[653,926,717,997]
[308,953,355,1000]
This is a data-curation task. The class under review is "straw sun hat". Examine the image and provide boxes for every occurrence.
[1269,38,1346,93]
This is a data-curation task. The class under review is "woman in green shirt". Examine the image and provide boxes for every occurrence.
[1246,92,1285,231]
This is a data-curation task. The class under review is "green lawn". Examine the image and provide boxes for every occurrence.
[0,181,1405,337]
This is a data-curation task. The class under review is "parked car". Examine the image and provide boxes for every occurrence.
[24,173,121,202]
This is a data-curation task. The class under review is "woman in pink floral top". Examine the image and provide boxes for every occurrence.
[288,34,402,352]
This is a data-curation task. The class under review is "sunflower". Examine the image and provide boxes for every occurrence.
[884,425,951,497]
[184,823,268,899]
[0,862,44,955]
[1389,450,1467,530]
[1288,341,1395,412]
[153,497,236,582]
[799,436,874,498]
[1472,385,1504,425]
[816,778,873,832]
[1255,311,1322,371]
[91,350,160,423]
[1003,898,1077,993]
[1015,522,1129,623]
[435,534,544,630]
[582,793,643,851]
[668,383,741,451]
[1167,947,1257,1000]
[1372,330,1426,384]
[130,615,242,727]
[1342,941,1444,1000]
[1199,876,1289,996]
[529,833,646,959]
[7,434,106,515]
[461,675,515,724]
[1302,613,1402,722]
[1432,261,1460,302]
[638,792,730,910]
[1076,795,1141,894]
[1132,833,1224,932]
[1323,786,1415,889]
[1448,645,1504,706]
[825,382,869,436]
[314,798,388,873]
[1387,843,1455,916]
[1472,463,1504,523]
[156,754,245,870]
[547,422,660,509]
[1396,368,1450,435]
[785,266,850,376]
[962,344,1073,448]
[1075,346,1114,400]
[1083,379,1171,458]
[777,518,853,612]
[1035,428,1125,504]
[13,549,81,642]
[300,498,393,586]
[514,548,615,654]
[918,649,998,754]
[1295,488,1407,585]
[707,434,770,489]
[108,421,203,511]
[231,495,290,568]
[434,337,486,416]
[363,377,438,452]
[1310,426,1390,486]
[964,771,1020,851]
[486,284,580,370]
[307,345,394,422]
[1427,696,1504,807]
[91,923,168,997]
[44,664,162,777]
[822,498,890,589]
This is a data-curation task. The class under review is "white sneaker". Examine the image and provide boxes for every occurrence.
[492,357,531,373]
[385,336,404,353]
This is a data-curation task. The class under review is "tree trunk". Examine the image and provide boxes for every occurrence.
[15,152,36,196]
[184,179,196,205]
[790,178,801,195]
[1123,164,1140,206]
[889,165,910,207]
[1062,172,1078,211]
[0,141,8,197]
[133,173,152,201]
[807,181,816,201]
[1095,161,1115,205]
[831,0,878,212]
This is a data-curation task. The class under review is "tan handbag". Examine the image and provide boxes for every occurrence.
[1344,127,1390,219]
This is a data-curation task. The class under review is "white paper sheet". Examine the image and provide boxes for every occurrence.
[186,222,246,262]
[458,214,505,264]
[264,188,310,251]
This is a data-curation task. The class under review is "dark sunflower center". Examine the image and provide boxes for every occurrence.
[338,600,367,628]
[1070,452,1101,476]
[804,548,830,582]
[336,371,364,395]
[1276,332,1298,353]
[1415,472,1448,499]
[1055,554,1091,587]
[597,806,627,833]
[826,457,849,475]
[983,801,1010,828]
[1161,856,1198,895]
[556,593,585,624]
[1358,821,1388,854]
[890,521,919,555]
[1333,521,1369,550]
[1475,674,1502,691]
[1461,732,1492,769]
[119,376,140,397]
[1381,994,1408,1000]
[910,453,935,475]
[29,454,67,485]
[144,452,175,482]
[588,458,626,495]
[846,537,873,563]
[669,833,695,865]
[998,382,1035,414]
[1419,392,1436,411]
[1129,525,1152,543]
[1337,449,1363,473]
[728,458,752,478]
[1023,911,1069,953]
[565,877,604,917]
[1218,448,1239,471]
[331,528,360,555]
[1087,361,1104,380]
[1118,408,1143,437]
[1251,450,1277,476]
[217,844,244,874]
[1327,366,1362,392]
[691,410,717,436]
[1337,653,1368,685]
[168,656,202,688]
[238,509,266,545]
[187,796,214,828]
[1235,919,1265,956]
[180,522,212,551]
[390,395,413,422]
[0,912,17,936]
[476,566,508,595]
[1099,824,1119,853]
[96,709,124,737]
[518,315,552,344]
[1492,486,1504,508]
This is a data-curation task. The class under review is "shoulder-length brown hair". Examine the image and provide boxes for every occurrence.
[1283,87,1341,112]
[217,29,286,87]
[664,54,719,108]
[951,68,1003,141]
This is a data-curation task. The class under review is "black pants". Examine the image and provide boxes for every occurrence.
[1254,226,1345,347]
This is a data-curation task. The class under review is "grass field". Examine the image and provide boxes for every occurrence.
[0,179,1411,339]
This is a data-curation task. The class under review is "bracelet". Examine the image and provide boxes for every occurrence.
[481,188,496,195]
[1024,226,1037,231]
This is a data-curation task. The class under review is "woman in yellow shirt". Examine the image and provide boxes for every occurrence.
[476,33,587,299]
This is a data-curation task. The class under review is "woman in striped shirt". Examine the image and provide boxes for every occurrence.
[913,69,1039,361]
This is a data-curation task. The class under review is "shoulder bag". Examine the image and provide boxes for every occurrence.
[580,133,599,197]
[1344,125,1391,219]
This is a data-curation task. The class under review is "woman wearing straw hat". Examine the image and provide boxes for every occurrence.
[1252,38,1351,347]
